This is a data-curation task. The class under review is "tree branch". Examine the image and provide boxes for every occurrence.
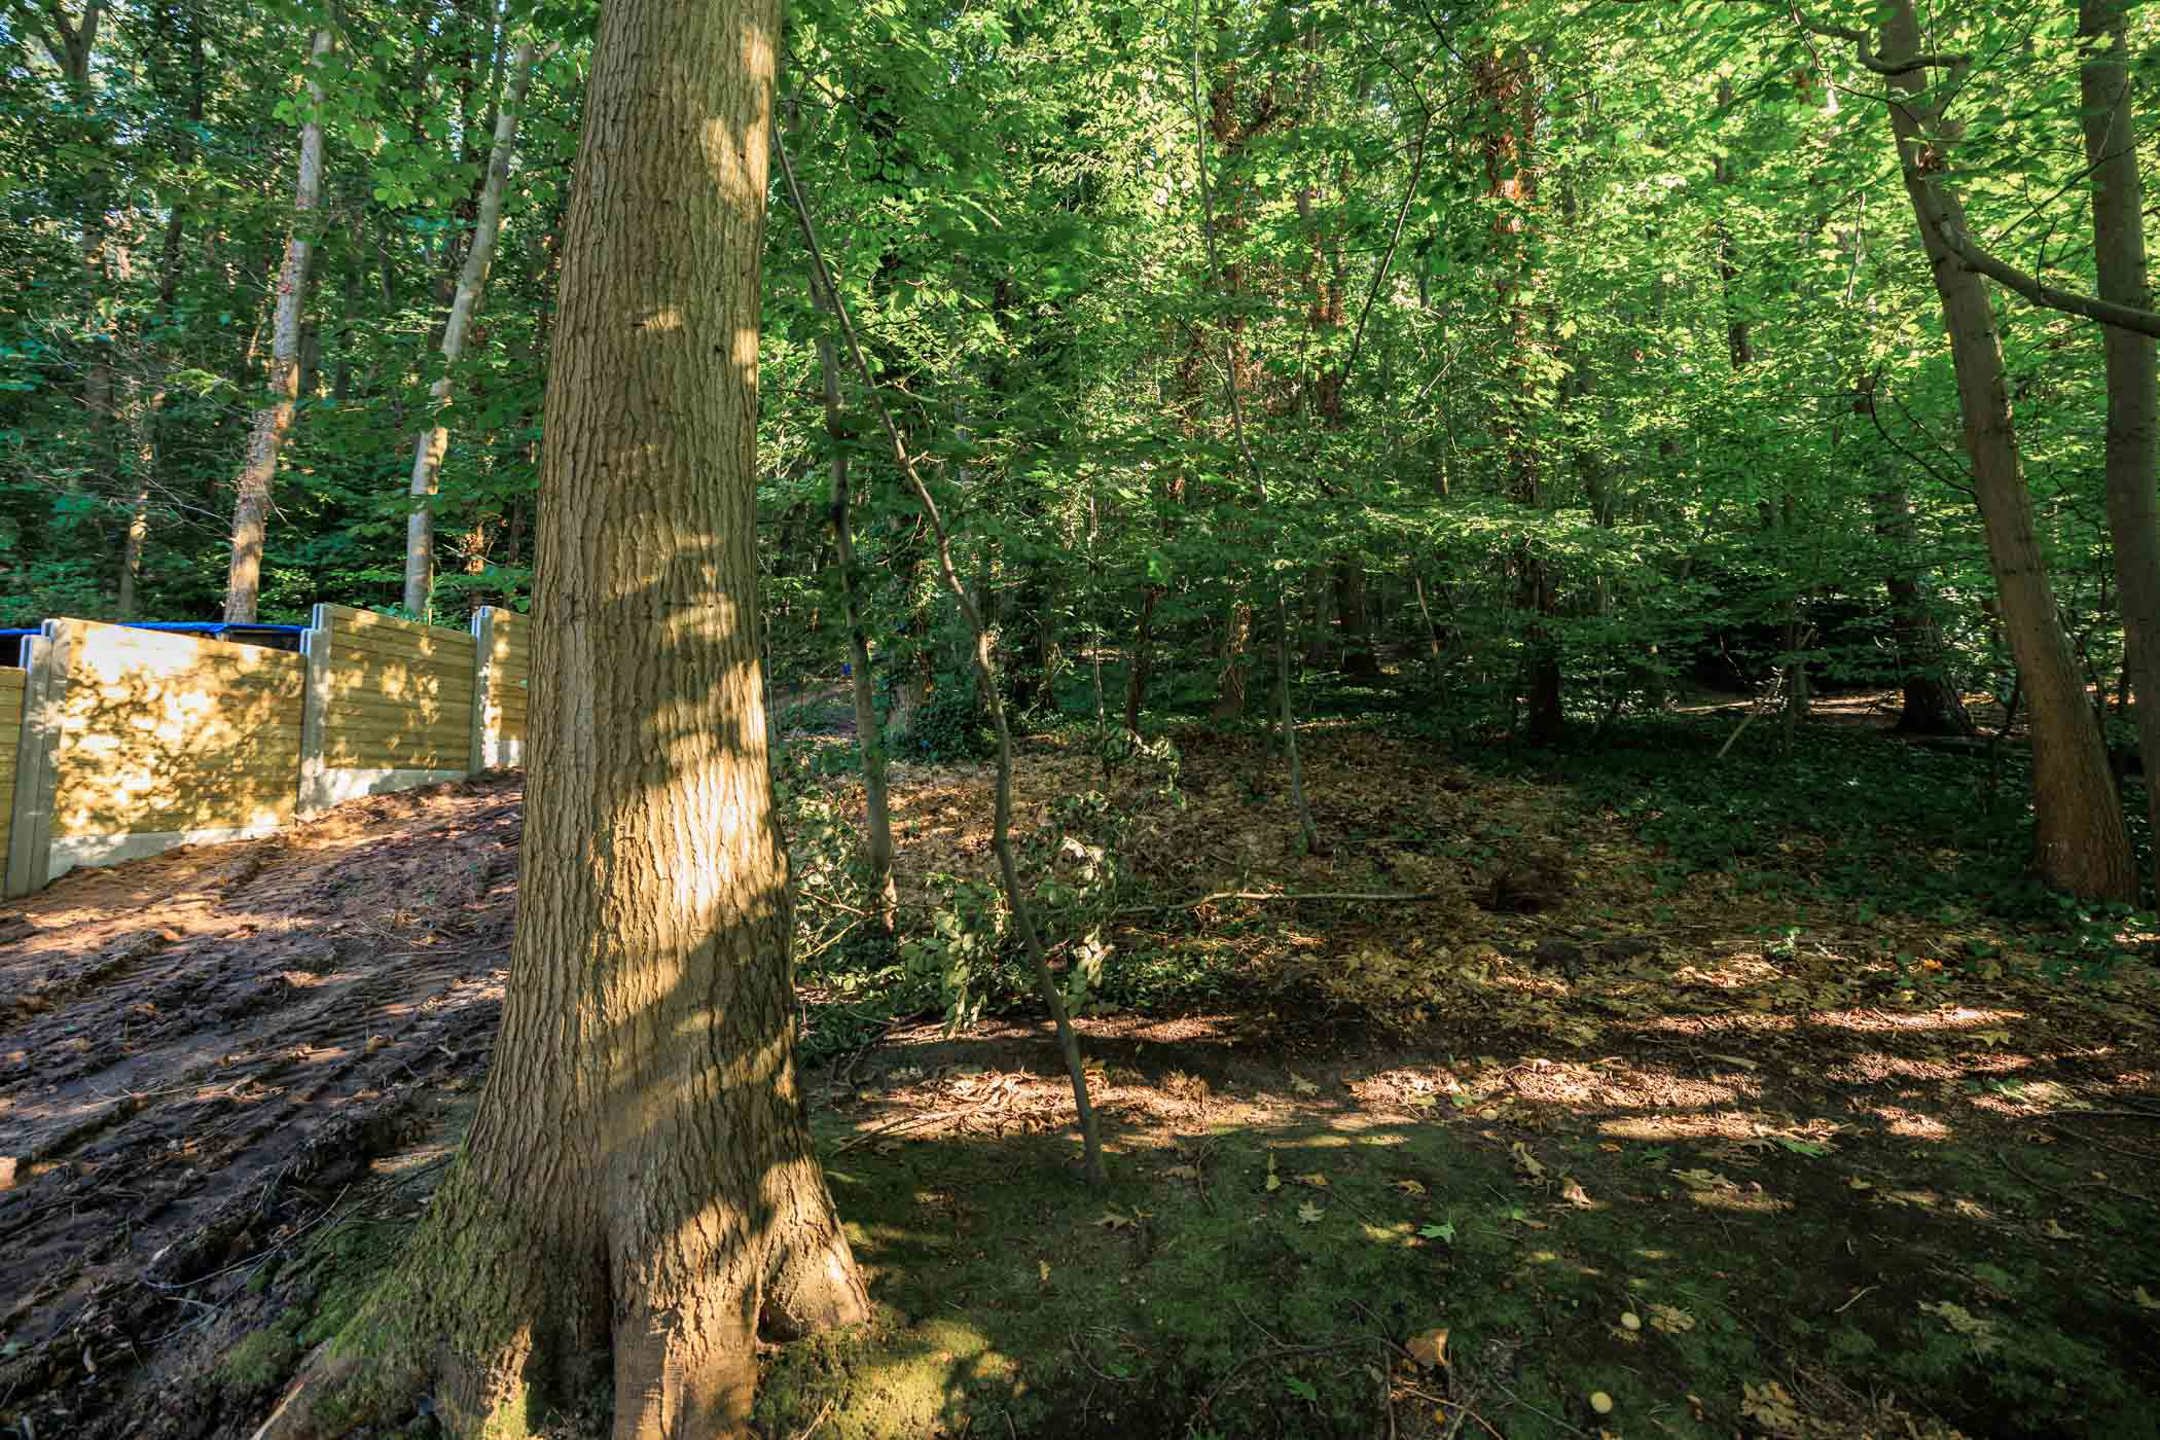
[1796,16,1965,76]
[1926,211,2160,339]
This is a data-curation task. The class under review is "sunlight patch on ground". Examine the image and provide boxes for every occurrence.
[1810,1005,2025,1033]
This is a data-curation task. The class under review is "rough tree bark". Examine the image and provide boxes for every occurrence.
[2078,0,2160,895]
[1878,0,2134,898]
[223,26,331,623]
[255,1,869,1434]
[402,39,540,618]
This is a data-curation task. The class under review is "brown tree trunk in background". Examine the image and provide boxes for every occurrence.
[1192,57,1278,725]
[117,486,149,617]
[1880,0,2135,898]
[1124,584,1160,733]
[1211,600,1252,720]
[223,27,331,623]
[116,11,202,620]
[256,0,867,1433]
[816,321,898,932]
[403,39,539,618]
[115,374,161,619]
[1872,483,1975,735]
[1335,561,1380,679]
[1476,46,1562,743]
[40,1,114,500]
[1712,80,1754,371]
[1188,4,1317,852]
[2080,0,2160,894]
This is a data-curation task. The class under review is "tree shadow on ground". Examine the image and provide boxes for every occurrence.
[760,1009,2160,1440]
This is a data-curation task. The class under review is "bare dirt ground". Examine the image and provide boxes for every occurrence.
[2,723,2158,1438]
[0,780,519,1439]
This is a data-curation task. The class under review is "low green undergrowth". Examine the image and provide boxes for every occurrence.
[758,1113,2160,1439]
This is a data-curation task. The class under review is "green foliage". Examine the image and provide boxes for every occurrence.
[898,681,994,763]
[901,873,1006,1033]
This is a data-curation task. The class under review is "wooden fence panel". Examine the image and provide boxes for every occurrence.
[301,603,475,811]
[19,620,306,884]
[469,606,530,771]
[0,660,26,891]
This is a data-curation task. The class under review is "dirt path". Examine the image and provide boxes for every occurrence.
[0,778,519,1438]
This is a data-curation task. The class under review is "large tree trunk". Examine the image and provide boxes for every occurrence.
[402,40,539,618]
[223,27,331,623]
[1881,0,2135,898]
[257,1,867,1434]
[2079,0,2160,895]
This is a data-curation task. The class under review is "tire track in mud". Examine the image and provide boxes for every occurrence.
[0,777,523,1438]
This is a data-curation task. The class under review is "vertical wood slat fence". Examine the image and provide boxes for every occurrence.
[2,605,529,898]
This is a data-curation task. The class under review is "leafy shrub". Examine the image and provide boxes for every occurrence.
[903,680,995,762]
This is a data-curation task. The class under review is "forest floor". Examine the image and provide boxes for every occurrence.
[2,702,2158,1439]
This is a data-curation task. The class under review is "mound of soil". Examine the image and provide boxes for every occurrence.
[0,777,521,1439]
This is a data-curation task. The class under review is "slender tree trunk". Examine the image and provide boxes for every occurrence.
[2080,0,2160,893]
[777,140,1108,1189]
[403,40,539,618]
[815,320,898,933]
[223,27,331,623]
[1335,561,1380,679]
[1712,81,1754,370]
[1476,45,1562,742]
[1124,584,1160,733]
[117,485,150,617]
[116,374,161,619]
[1880,0,2135,898]
[44,1,114,502]
[1189,0,1318,849]
[1210,600,1252,720]
[258,3,867,1435]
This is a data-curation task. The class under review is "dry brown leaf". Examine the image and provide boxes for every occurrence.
[1406,1327,1449,1369]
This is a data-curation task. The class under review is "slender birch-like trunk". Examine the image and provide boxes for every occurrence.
[223,26,330,623]
[401,39,539,617]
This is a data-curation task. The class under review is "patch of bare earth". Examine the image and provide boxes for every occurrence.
[0,777,519,1439]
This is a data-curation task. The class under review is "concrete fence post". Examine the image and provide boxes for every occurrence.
[470,606,499,772]
[4,625,69,898]
[296,603,333,816]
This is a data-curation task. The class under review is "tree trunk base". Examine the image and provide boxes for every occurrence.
[1893,679,1978,738]
[253,1158,867,1440]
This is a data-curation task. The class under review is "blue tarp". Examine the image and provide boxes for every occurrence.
[0,621,308,666]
